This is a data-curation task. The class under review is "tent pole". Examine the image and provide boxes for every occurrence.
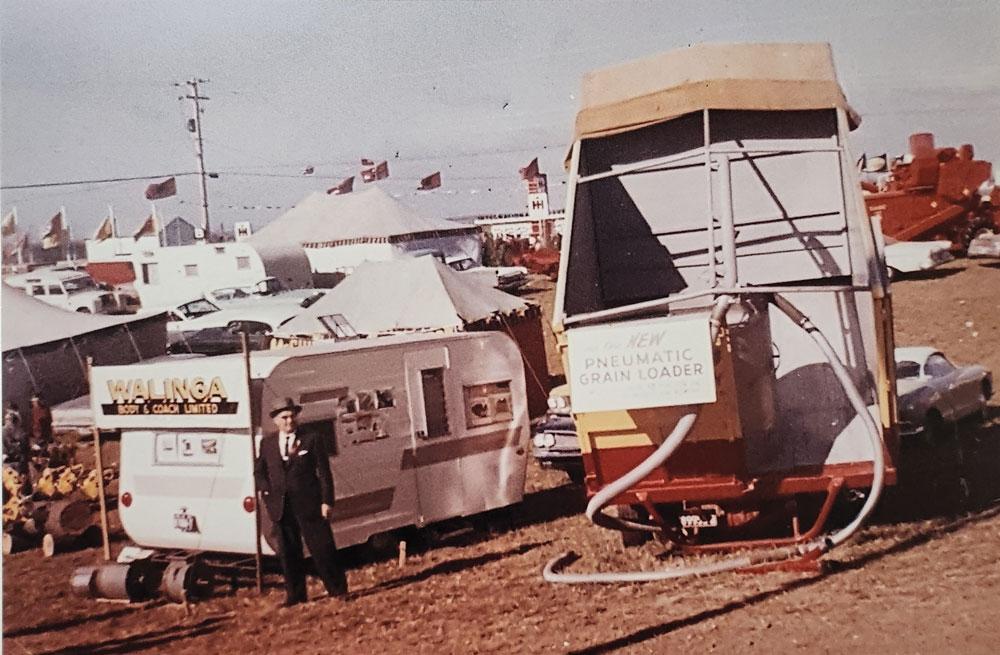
[16,348,39,391]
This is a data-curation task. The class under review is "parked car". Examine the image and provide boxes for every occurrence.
[883,239,953,278]
[531,384,584,483]
[895,347,992,439]
[967,232,1000,258]
[446,256,529,293]
[166,319,278,356]
[205,278,325,307]
[165,297,303,349]
[5,269,118,313]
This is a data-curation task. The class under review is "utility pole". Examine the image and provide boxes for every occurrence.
[177,78,211,240]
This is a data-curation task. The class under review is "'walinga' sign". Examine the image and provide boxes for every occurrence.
[567,314,716,413]
[90,359,251,429]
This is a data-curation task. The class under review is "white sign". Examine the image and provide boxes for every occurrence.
[233,221,252,241]
[567,314,716,413]
[90,358,252,430]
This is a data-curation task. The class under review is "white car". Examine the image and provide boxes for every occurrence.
[895,347,992,439]
[164,297,303,347]
[5,269,117,313]
[967,232,1000,258]
[446,257,529,293]
[883,240,953,278]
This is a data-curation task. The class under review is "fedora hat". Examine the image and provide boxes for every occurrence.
[269,397,302,418]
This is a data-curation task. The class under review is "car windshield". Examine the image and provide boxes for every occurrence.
[63,276,97,293]
[214,288,249,300]
[924,353,956,377]
[179,299,220,318]
[448,258,477,271]
[896,361,921,379]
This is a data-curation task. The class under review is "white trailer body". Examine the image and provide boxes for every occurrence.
[91,331,530,555]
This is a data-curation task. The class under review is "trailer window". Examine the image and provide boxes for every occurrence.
[376,388,395,409]
[463,380,513,428]
[421,368,449,438]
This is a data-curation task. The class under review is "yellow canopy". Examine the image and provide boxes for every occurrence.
[573,42,860,145]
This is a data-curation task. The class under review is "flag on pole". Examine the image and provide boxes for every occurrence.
[133,214,158,240]
[418,172,442,191]
[144,177,177,200]
[41,211,64,250]
[361,166,376,183]
[2,209,15,236]
[361,158,375,166]
[302,166,315,175]
[327,176,354,195]
[519,157,539,180]
[375,161,389,180]
[93,216,115,241]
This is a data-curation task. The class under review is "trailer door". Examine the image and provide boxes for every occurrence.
[404,347,468,523]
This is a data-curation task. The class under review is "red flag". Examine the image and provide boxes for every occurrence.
[327,176,354,195]
[93,216,114,241]
[375,161,389,180]
[418,172,441,191]
[41,211,64,250]
[133,214,158,240]
[144,177,177,200]
[519,157,539,180]
[361,158,375,166]
[361,166,376,183]
[2,210,15,236]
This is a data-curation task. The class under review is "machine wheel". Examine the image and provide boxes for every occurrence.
[617,504,651,548]
[959,215,996,252]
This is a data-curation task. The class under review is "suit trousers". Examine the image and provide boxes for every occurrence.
[274,497,348,602]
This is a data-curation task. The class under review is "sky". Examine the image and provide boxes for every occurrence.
[2,0,999,239]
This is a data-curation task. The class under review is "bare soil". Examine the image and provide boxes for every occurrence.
[5,259,1000,655]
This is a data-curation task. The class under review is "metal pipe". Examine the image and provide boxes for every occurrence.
[564,284,864,328]
[717,155,738,287]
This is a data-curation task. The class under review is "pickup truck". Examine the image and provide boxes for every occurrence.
[6,269,117,314]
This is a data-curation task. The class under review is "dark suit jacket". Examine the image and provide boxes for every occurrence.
[254,428,334,523]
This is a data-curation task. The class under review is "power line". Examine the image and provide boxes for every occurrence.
[1,171,201,191]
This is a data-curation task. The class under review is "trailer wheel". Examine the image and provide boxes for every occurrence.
[617,505,651,548]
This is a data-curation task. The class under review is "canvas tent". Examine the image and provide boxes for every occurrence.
[248,187,481,274]
[276,256,551,417]
[1,283,168,414]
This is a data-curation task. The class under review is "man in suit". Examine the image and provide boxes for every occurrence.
[254,397,348,606]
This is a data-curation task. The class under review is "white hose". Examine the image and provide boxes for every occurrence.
[543,293,887,584]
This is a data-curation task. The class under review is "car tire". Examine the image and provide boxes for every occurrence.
[923,410,954,446]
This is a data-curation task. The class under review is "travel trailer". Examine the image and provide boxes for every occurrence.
[89,331,530,557]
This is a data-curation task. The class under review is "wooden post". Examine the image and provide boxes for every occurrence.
[86,356,112,561]
[91,426,111,561]
[242,332,263,593]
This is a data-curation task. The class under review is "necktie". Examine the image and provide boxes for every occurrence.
[282,434,292,460]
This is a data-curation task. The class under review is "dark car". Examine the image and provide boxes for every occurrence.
[530,384,584,483]
[167,320,272,356]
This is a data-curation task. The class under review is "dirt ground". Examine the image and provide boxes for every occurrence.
[4,259,1000,655]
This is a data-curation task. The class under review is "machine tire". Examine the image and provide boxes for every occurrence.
[959,215,996,252]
